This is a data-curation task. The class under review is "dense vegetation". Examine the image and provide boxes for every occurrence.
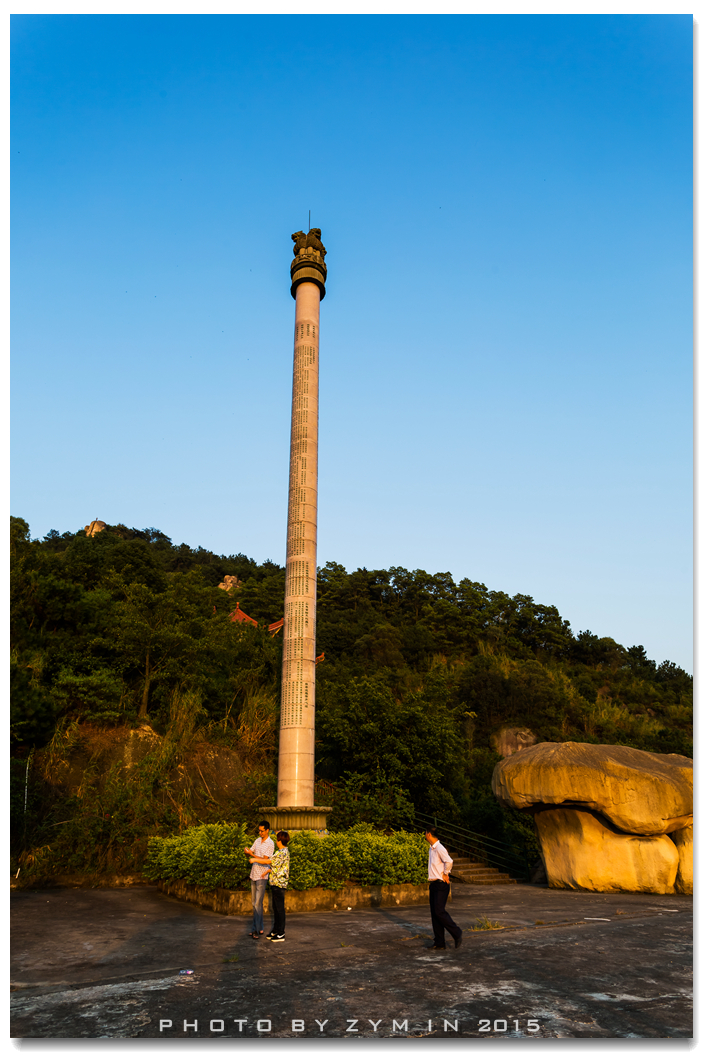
[11,516,692,880]
[143,822,427,891]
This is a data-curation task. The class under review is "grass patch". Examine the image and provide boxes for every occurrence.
[470,915,504,931]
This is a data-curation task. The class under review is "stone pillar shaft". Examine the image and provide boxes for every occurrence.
[277,280,320,807]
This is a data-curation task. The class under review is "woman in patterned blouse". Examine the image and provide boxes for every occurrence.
[249,830,290,941]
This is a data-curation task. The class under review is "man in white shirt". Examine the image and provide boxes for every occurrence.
[244,821,275,939]
[425,827,463,950]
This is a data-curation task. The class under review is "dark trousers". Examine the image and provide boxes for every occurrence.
[270,885,286,936]
[429,880,461,946]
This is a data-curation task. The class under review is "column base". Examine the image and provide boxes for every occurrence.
[259,807,333,833]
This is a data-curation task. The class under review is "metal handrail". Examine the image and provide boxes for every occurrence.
[309,782,531,880]
[414,810,530,881]
[314,778,337,802]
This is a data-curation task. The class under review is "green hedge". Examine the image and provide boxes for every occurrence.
[142,822,252,891]
[288,825,427,888]
[142,822,427,891]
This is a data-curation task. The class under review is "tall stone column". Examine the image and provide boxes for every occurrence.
[262,229,331,833]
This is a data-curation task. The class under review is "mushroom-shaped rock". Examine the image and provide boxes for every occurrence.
[492,742,692,836]
[533,807,679,893]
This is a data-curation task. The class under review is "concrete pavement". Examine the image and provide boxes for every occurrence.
[11,882,691,1038]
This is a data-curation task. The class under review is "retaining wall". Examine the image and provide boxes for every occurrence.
[157,878,432,915]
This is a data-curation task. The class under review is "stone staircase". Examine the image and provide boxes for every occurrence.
[448,853,519,886]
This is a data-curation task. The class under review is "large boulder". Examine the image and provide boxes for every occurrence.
[533,807,679,894]
[671,825,693,895]
[492,741,692,835]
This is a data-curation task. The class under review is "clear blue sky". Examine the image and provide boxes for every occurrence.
[11,15,692,671]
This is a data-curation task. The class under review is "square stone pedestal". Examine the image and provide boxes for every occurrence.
[259,807,332,833]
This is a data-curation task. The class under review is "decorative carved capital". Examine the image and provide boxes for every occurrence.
[291,229,326,260]
[290,228,327,299]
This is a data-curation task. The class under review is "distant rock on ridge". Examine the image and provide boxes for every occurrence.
[490,725,538,758]
[218,575,242,592]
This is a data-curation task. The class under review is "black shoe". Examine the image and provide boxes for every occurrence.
[271,934,286,942]
[426,943,446,950]
[454,932,463,949]
[265,932,275,940]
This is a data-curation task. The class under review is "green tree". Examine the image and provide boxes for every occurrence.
[106,572,209,718]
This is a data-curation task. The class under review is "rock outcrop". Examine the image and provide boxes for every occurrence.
[533,807,679,894]
[39,723,246,812]
[492,741,692,835]
[490,726,538,758]
[217,575,241,593]
[492,742,693,894]
[122,724,161,771]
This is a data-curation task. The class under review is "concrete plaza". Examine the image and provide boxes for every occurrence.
[11,881,691,1039]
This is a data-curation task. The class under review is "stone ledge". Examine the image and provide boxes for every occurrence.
[259,806,333,831]
[157,878,432,915]
[11,873,148,890]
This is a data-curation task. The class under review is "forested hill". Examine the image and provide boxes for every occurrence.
[11,516,692,850]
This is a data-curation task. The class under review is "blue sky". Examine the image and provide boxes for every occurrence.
[11,14,692,671]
